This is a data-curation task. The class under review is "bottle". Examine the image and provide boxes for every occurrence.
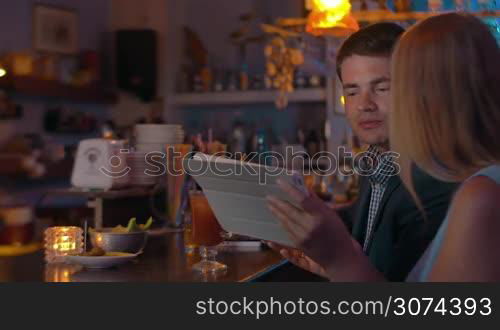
[305,130,320,159]
[394,0,412,12]
[454,0,468,11]
[229,121,246,155]
[428,0,444,12]
[309,74,321,88]
[200,65,213,92]
[264,76,273,90]
[477,0,494,10]
[193,74,203,93]
[177,68,191,93]
[227,71,238,91]
[213,69,224,92]
[294,70,307,89]
[256,128,269,165]
[240,64,249,91]
[251,74,264,90]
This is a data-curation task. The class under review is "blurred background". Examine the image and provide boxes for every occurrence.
[0,0,498,249]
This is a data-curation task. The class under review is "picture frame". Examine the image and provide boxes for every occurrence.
[33,4,79,55]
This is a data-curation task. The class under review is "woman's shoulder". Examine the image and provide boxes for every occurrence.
[450,174,500,224]
[459,173,500,201]
[426,175,500,281]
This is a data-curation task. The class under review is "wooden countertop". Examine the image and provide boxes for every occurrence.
[0,232,285,283]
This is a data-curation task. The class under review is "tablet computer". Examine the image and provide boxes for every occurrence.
[184,153,307,247]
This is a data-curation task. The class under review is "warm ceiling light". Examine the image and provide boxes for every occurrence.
[306,0,359,37]
[0,68,7,78]
[309,0,351,29]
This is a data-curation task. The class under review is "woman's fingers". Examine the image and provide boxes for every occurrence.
[267,196,310,231]
[267,202,308,244]
[266,241,300,258]
[277,179,308,203]
[281,249,307,267]
[267,202,302,239]
[266,242,307,269]
[277,179,331,216]
[266,241,292,254]
[268,241,328,278]
[281,249,327,278]
[267,195,328,250]
[307,257,328,278]
[267,182,347,272]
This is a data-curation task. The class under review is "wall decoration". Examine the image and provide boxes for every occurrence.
[33,5,78,54]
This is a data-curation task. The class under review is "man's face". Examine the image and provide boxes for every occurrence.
[340,55,391,146]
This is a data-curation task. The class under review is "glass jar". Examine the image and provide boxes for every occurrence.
[44,227,83,263]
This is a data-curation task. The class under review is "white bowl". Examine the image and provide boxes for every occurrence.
[135,142,184,153]
[135,124,182,130]
[135,125,184,143]
[136,136,185,144]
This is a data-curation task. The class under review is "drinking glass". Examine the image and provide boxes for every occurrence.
[183,209,199,255]
[189,191,227,273]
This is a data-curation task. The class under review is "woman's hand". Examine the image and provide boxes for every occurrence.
[266,241,328,278]
[267,179,384,282]
[266,180,353,269]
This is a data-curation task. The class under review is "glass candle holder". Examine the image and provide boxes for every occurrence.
[44,227,83,263]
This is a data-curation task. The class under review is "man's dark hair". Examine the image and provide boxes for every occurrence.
[336,23,405,80]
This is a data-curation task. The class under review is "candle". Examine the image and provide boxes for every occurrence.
[44,227,83,263]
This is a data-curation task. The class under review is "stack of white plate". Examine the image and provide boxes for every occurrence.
[126,152,158,186]
[135,124,185,153]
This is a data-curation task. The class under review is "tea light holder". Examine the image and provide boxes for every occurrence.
[44,227,83,263]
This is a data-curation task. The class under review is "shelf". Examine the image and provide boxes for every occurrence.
[352,9,500,22]
[0,75,117,104]
[170,88,327,106]
[277,10,500,26]
[45,187,153,199]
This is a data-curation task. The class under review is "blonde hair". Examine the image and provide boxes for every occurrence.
[390,13,500,201]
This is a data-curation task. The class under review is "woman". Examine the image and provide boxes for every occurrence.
[267,13,500,282]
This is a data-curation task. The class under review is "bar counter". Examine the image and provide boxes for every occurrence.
[0,232,287,282]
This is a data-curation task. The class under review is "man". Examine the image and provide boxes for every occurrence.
[270,23,457,282]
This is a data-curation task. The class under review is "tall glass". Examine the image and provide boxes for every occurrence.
[189,191,227,273]
[183,210,199,255]
[165,144,193,229]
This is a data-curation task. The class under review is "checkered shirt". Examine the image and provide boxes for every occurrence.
[361,145,399,252]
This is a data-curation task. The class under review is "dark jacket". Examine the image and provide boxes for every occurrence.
[344,167,458,281]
